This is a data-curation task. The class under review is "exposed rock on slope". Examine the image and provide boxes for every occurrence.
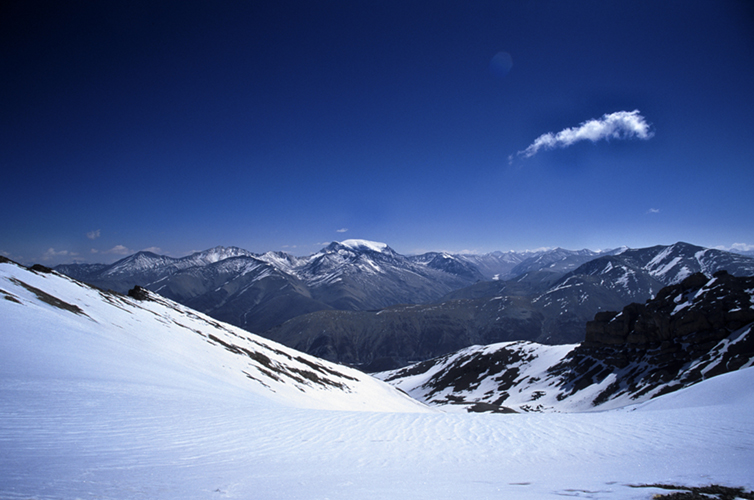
[377,272,754,412]
[585,271,754,345]
[1,258,427,412]
[554,270,754,402]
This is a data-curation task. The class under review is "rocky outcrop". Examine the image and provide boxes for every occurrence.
[127,285,152,301]
[379,272,754,411]
[585,271,754,346]
[550,271,754,403]
[29,264,54,274]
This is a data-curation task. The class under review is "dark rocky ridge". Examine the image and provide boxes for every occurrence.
[378,272,754,411]
[585,271,754,345]
[550,271,754,403]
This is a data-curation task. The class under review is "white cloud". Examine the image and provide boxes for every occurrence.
[41,248,69,261]
[647,208,660,214]
[722,243,754,253]
[713,243,754,254]
[336,228,349,233]
[87,229,101,240]
[515,110,653,161]
[731,243,754,252]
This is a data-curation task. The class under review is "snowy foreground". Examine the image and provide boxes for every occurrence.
[2,261,754,499]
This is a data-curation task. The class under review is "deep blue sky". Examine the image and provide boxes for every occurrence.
[3,1,754,264]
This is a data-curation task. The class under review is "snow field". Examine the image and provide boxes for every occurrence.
[3,373,753,499]
[2,261,754,499]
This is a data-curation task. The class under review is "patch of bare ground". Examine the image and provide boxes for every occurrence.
[632,483,754,499]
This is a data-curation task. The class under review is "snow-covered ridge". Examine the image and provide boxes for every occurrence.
[0,260,427,413]
[182,245,257,266]
[378,325,754,414]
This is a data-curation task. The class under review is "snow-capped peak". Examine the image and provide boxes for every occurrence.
[338,239,390,253]
[184,246,256,266]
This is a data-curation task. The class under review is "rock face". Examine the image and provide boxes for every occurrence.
[127,285,151,301]
[585,271,754,346]
[551,271,754,403]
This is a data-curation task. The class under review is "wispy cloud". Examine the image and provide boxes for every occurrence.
[647,208,660,214]
[42,248,77,261]
[336,228,349,233]
[87,229,101,240]
[716,243,754,253]
[513,110,653,162]
[731,243,754,252]
[104,245,132,255]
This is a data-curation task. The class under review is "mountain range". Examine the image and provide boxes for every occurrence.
[55,240,754,370]
[265,242,754,369]
[4,254,754,498]
[56,240,486,333]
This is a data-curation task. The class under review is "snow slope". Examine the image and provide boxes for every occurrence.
[2,260,753,499]
[0,260,426,413]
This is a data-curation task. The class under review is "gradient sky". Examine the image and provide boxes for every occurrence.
[3,1,754,265]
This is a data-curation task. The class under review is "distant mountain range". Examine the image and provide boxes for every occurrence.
[55,240,754,370]
[265,242,754,369]
[376,270,754,412]
[9,255,754,416]
[56,240,487,332]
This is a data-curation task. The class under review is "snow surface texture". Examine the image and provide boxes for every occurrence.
[1,261,753,499]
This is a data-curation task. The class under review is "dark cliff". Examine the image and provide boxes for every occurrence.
[548,271,754,403]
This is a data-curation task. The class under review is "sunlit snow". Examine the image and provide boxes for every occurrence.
[1,261,753,499]
[339,239,389,253]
